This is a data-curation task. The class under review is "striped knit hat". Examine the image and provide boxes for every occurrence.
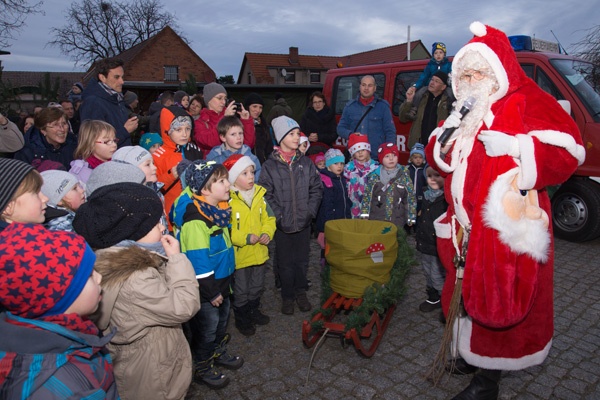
[0,158,35,213]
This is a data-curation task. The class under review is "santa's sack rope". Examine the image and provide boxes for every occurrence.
[427,216,471,385]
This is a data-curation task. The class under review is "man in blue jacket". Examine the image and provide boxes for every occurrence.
[79,58,138,147]
[337,75,396,158]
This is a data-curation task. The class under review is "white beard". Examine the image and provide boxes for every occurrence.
[454,78,497,138]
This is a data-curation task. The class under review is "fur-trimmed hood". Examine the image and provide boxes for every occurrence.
[91,245,166,330]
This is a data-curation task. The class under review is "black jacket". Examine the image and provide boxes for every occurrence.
[14,126,77,170]
[415,193,448,256]
[300,105,338,146]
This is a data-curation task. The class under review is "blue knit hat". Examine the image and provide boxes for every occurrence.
[432,42,447,55]
[185,160,217,194]
[325,148,345,167]
[140,133,163,151]
[410,143,426,160]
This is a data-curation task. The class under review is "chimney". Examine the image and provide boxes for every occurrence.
[289,47,299,64]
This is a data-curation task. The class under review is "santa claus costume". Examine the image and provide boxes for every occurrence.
[425,22,585,399]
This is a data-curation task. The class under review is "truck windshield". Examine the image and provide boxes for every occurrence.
[551,59,600,121]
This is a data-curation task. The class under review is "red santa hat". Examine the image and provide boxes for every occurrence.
[223,154,256,185]
[347,133,371,156]
[452,21,528,103]
[299,132,310,151]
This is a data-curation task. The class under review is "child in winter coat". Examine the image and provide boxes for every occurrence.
[72,182,200,400]
[344,133,378,218]
[316,148,351,263]
[406,143,427,233]
[0,158,48,229]
[69,120,118,183]
[361,142,416,228]
[258,116,323,315]
[152,109,203,229]
[41,170,86,232]
[206,116,262,180]
[224,154,276,337]
[173,160,244,390]
[139,132,163,154]
[415,166,448,312]
[409,41,452,93]
[0,223,118,399]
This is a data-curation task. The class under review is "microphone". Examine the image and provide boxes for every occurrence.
[437,97,477,146]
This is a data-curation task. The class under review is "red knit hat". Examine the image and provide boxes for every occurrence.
[347,133,371,156]
[0,223,96,319]
[223,154,256,185]
[378,142,400,164]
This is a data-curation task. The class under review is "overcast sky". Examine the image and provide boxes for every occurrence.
[2,0,598,79]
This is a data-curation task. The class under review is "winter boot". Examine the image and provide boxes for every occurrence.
[296,292,312,312]
[193,356,230,389]
[214,334,244,370]
[234,304,255,336]
[419,286,441,312]
[452,369,501,400]
[248,298,270,325]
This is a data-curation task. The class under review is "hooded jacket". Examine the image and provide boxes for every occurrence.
[14,126,77,170]
[79,78,132,147]
[91,245,199,400]
[0,312,118,399]
[258,149,323,233]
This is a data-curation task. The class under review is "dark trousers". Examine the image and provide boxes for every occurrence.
[275,226,310,301]
[188,296,230,361]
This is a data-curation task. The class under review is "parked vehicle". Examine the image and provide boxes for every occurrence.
[323,36,600,242]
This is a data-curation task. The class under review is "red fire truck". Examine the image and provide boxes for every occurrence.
[323,36,600,242]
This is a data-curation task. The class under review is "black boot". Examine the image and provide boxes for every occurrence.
[193,356,230,389]
[451,369,501,400]
[248,298,270,325]
[234,304,256,336]
[419,286,441,312]
[214,334,244,370]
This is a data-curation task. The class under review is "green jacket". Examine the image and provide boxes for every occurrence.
[229,184,277,269]
[398,90,450,148]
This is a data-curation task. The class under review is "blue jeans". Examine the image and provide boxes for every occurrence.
[189,296,230,361]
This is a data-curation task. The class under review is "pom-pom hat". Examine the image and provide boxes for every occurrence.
[223,154,255,185]
[73,183,163,249]
[347,133,371,156]
[378,142,400,164]
[0,223,96,318]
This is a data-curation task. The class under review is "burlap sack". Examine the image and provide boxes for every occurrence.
[325,219,398,298]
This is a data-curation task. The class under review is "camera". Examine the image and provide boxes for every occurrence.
[231,101,243,111]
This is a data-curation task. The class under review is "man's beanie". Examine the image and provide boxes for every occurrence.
[378,142,400,164]
[112,145,152,166]
[223,154,255,185]
[139,132,163,151]
[41,170,79,207]
[433,71,449,86]
[271,116,299,145]
[410,143,426,159]
[244,92,264,110]
[123,90,138,106]
[73,183,163,249]
[325,148,345,167]
[202,83,226,104]
[185,160,217,194]
[0,223,96,318]
[432,42,447,54]
[0,158,34,213]
[347,133,371,156]
[85,160,146,197]
[174,90,189,105]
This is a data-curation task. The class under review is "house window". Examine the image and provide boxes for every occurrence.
[310,71,321,84]
[164,65,179,81]
[284,70,296,84]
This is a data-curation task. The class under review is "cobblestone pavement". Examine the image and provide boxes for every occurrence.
[186,235,600,400]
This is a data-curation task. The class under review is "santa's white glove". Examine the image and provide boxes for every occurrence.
[478,130,520,158]
[441,110,463,130]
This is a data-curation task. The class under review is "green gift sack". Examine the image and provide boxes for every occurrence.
[324,219,398,298]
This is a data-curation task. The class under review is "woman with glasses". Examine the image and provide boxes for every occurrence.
[14,107,78,170]
[69,120,119,183]
[300,91,338,154]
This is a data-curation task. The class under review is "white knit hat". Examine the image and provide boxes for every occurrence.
[41,170,80,207]
[271,116,299,145]
[112,145,152,166]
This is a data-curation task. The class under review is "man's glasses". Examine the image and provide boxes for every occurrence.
[459,69,489,81]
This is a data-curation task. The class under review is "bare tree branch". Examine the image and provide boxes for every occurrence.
[0,0,44,48]
[48,0,185,67]
[571,24,600,65]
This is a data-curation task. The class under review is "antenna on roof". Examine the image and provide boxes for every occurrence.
[550,30,568,55]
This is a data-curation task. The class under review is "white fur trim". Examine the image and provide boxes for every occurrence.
[483,169,550,262]
[228,156,255,185]
[530,130,586,166]
[470,21,487,37]
[454,317,552,370]
[349,142,371,156]
[433,212,451,239]
[515,134,537,189]
[450,135,476,228]
[452,42,509,104]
